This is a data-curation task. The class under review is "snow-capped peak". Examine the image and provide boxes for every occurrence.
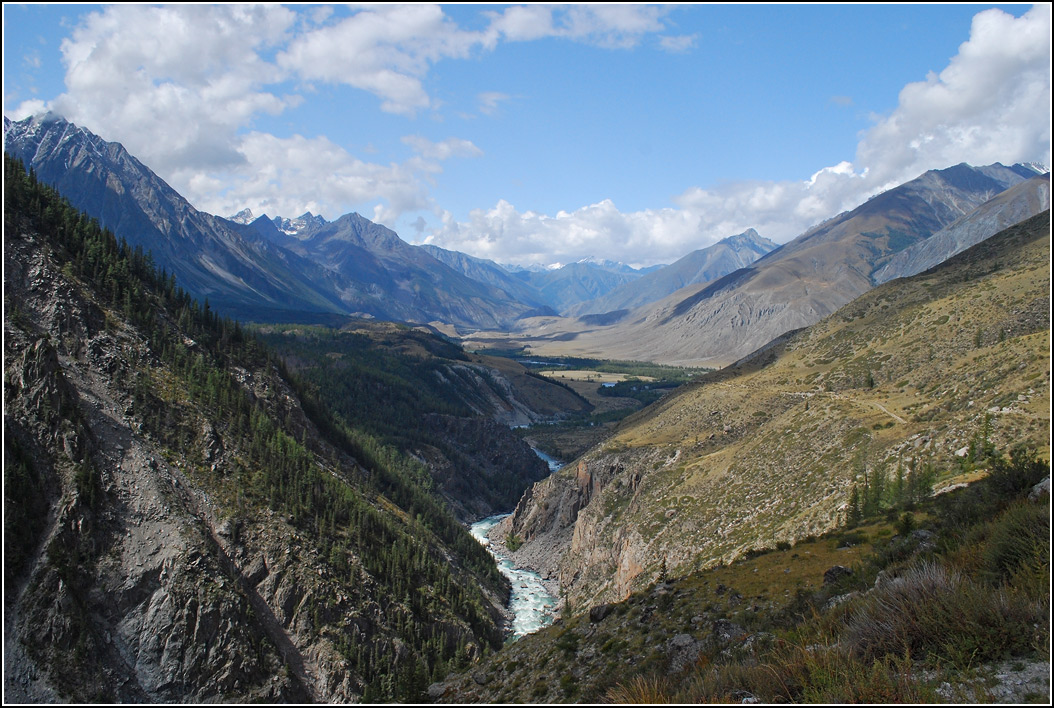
[227,208,255,225]
[272,212,328,236]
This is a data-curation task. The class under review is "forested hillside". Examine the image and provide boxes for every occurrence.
[254,322,590,521]
[3,155,507,702]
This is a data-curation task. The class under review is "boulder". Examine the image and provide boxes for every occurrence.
[589,603,615,623]
[822,565,853,586]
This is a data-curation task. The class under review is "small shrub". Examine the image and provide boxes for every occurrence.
[559,672,579,698]
[555,630,579,656]
[606,674,672,703]
[505,533,524,551]
[844,560,1041,666]
[982,501,1050,598]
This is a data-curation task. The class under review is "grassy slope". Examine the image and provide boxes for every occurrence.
[536,211,1050,609]
[438,448,1050,704]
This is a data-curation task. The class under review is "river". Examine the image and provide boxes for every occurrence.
[470,514,558,638]
[469,446,562,638]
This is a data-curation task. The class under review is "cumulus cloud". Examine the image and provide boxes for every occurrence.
[279,4,482,116]
[854,3,1051,188]
[25,3,680,228]
[50,4,296,174]
[187,131,434,225]
[276,5,680,115]
[434,5,1051,266]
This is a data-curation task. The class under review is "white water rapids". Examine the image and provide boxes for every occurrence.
[469,447,562,638]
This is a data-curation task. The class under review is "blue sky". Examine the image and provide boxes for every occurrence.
[3,4,1050,267]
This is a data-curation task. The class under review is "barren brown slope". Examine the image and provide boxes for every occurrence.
[500,210,1051,610]
[499,163,1040,367]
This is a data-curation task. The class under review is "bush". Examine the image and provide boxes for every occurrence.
[982,501,1050,598]
[606,675,672,703]
[844,560,1041,666]
[677,642,934,704]
[985,447,1048,504]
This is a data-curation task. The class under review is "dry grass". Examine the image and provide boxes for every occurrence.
[604,675,673,704]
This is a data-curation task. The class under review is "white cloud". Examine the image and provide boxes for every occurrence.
[854,3,1051,186]
[186,131,434,225]
[278,4,483,116]
[19,3,681,234]
[659,34,699,53]
[402,135,483,161]
[433,5,1051,266]
[8,98,48,120]
[486,4,672,49]
[50,4,296,174]
[484,5,555,43]
[478,91,512,116]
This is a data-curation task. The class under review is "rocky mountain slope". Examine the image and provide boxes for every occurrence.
[3,113,346,322]
[499,210,1050,610]
[492,162,1045,367]
[567,229,778,317]
[3,156,517,702]
[419,244,555,315]
[3,113,543,329]
[874,173,1050,284]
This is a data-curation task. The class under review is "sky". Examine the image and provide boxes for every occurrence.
[3,3,1050,268]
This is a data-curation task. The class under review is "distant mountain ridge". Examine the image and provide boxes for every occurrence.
[500,161,1047,367]
[567,228,778,317]
[4,113,541,328]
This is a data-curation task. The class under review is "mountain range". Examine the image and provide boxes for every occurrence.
[482,163,1048,367]
[496,209,1051,609]
[2,113,804,331]
[2,114,554,328]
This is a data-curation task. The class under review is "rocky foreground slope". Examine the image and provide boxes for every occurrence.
[3,156,517,702]
[499,211,1051,610]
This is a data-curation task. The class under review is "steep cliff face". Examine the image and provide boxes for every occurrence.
[4,228,309,701]
[4,158,507,702]
[502,212,1051,610]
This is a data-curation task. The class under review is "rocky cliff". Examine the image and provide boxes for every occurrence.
[4,156,508,702]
